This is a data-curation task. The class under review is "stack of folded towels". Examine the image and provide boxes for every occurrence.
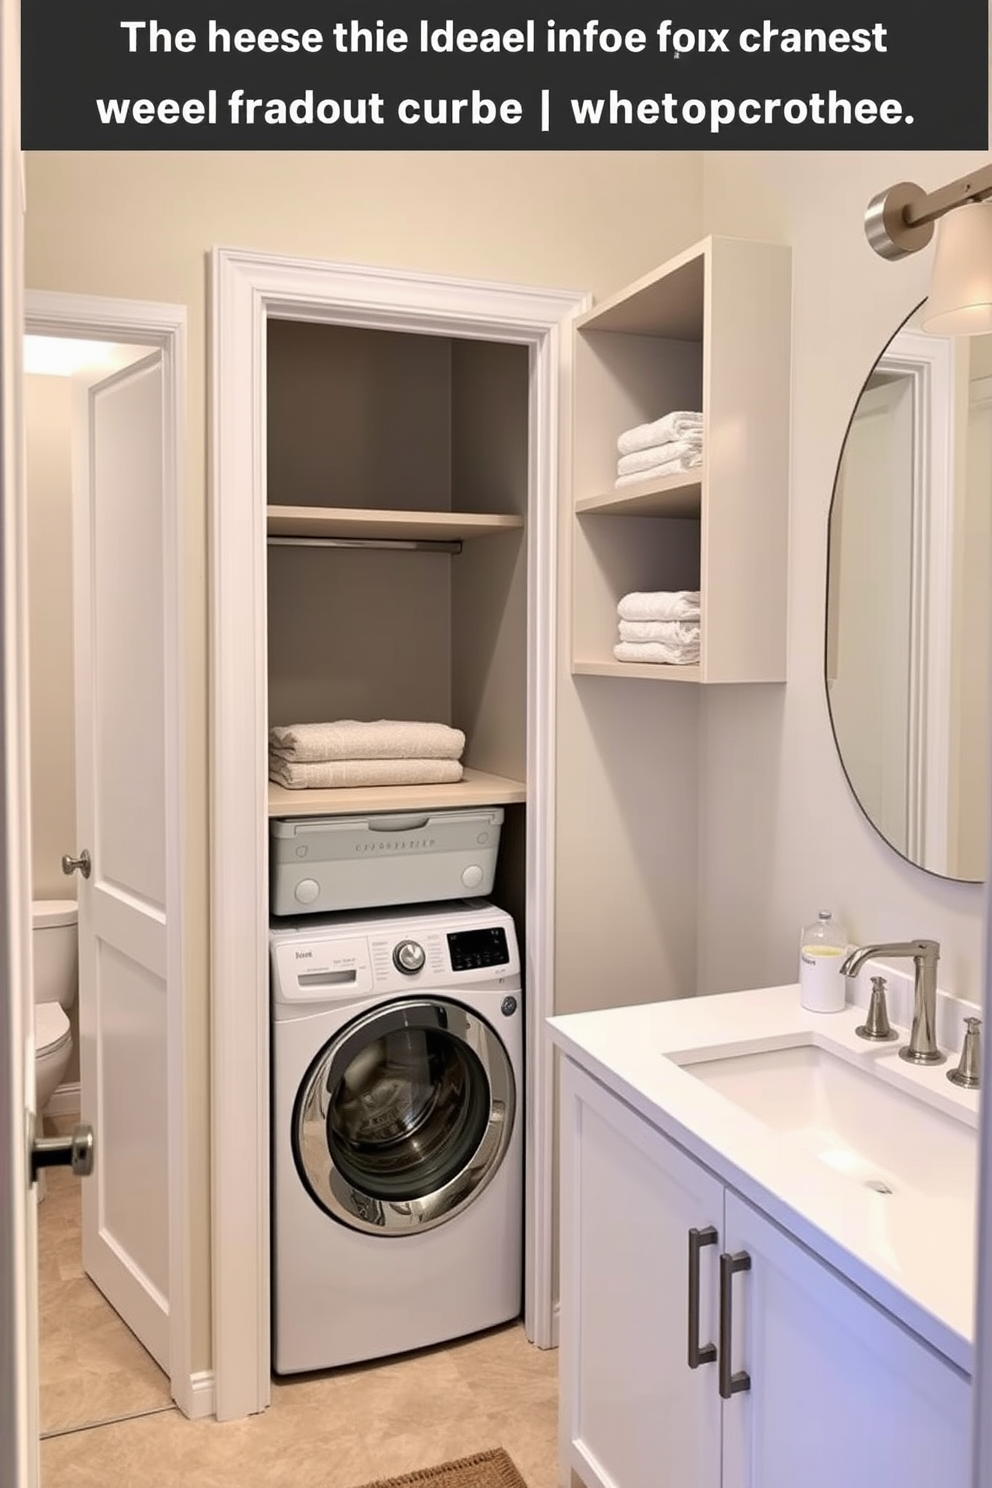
[269,719,466,790]
[613,591,701,666]
[615,410,703,487]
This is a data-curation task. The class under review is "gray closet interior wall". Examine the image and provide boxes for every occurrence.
[265,317,530,930]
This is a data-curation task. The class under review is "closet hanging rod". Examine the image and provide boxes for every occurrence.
[268,536,463,554]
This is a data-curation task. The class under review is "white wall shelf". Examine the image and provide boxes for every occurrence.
[267,505,525,543]
[267,766,527,818]
[575,468,702,519]
[572,660,701,683]
[571,235,791,685]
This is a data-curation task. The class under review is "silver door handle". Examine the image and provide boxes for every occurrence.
[30,1121,95,1182]
[61,849,91,879]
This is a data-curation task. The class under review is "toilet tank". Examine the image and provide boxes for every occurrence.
[32,899,78,1009]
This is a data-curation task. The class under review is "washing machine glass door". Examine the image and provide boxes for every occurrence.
[294,997,516,1235]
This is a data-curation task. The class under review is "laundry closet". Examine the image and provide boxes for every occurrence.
[265,316,531,929]
[261,310,539,1375]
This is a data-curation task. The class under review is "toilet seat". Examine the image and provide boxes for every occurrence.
[35,1001,70,1055]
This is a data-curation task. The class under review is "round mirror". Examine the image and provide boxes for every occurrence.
[826,304,992,882]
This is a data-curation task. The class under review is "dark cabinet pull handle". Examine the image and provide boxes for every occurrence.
[687,1226,718,1368]
[718,1250,752,1399]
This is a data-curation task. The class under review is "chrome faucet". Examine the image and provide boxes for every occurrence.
[837,940,944,1065]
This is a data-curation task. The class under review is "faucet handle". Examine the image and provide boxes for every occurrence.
[856,975,896,1041]
[947,1017,981,1090]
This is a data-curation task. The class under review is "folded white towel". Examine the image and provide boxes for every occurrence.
[617,411,703,456]
[615,449,702,488]
[613,640,700,666]
[269,756,465,790]
[618,619,701,646]
[618,590,701,622]
[617,437,702,478]
[269,719,465,764]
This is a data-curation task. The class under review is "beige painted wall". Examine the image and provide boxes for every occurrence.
[25,374,76,898]
[25,374,78,1082]
[697,150,991,1001]
[24,149,701,1374]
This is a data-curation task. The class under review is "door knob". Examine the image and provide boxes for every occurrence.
[61,849,91,879]
[30,1121,95,1182]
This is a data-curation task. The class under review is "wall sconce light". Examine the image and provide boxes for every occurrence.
[864,163,992,337]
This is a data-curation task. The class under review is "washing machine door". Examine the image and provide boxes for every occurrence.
[293,997,516,1235]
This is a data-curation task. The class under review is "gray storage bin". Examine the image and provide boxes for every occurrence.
[270,807,504,915]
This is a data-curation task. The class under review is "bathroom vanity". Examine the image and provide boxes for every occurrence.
[550,980,978,1488]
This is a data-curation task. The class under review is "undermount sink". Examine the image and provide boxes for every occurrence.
[674,1041,977,1204]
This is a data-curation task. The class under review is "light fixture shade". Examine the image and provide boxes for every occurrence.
[923,201,992,337]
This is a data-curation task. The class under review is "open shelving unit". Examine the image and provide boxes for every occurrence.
[265,319,530,821]
[571,235,791,684]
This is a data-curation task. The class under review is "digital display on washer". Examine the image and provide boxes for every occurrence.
[447,926,509,972]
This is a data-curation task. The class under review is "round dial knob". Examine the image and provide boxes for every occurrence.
[294,878,320,905]
[393,939,426,975]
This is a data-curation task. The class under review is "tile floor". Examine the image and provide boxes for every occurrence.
[37,1159,174,1438]
[37,1156,559,1488]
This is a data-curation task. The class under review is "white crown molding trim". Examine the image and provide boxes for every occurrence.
[211,246,583,1418]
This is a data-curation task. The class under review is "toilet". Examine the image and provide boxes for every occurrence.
[33,898,78,1113]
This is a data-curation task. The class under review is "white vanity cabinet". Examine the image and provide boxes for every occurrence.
[559,1059,972,1488]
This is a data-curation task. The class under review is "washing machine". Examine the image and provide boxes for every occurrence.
[270,898,523,1375]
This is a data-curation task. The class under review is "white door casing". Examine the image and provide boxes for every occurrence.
[211,247,585,1419]
[24,291,195,1415]
[0,0,40,1478]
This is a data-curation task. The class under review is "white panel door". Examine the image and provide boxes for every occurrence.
[0,0,41,1477]
[72,354,171,1370]
[560,1061,724,1488]
[722,1191,971,1488]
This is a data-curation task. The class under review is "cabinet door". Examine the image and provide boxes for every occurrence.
[722,1191,971,1488]
[560,1062,724,1488]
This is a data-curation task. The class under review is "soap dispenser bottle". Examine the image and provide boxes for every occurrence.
[799,910,848,1013]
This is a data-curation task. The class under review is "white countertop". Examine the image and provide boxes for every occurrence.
[548,978,980,1375]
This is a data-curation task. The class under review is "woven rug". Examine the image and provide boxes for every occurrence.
[352,1449,529,1488]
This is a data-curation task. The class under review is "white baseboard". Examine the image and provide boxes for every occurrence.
[176,1370,216,1420]
[44,1082,81,1118]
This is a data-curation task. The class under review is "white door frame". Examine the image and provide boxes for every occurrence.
[23,289,196,1416]
[1,0,38,1476]
[210,246,584,1420]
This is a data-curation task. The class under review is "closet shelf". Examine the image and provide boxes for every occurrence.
[573,661,701,683]
[267,766,527,819]
[576,468,703,519]
[267,506,524,543]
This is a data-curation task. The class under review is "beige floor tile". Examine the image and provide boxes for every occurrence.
[37,1176,558,1487]
[447,1324,558,1413]
[41,1323,560,1488]
[351,1414,510,1481]
[36,1171,173,1436]
[484,1404,560,1488]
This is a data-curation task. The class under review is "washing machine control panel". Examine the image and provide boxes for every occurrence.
[272,906,520,1005]
[446,926,510,973]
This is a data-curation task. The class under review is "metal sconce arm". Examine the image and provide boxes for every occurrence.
[865,163,992,259]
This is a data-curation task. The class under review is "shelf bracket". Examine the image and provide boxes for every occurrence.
[267,536,463,554]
